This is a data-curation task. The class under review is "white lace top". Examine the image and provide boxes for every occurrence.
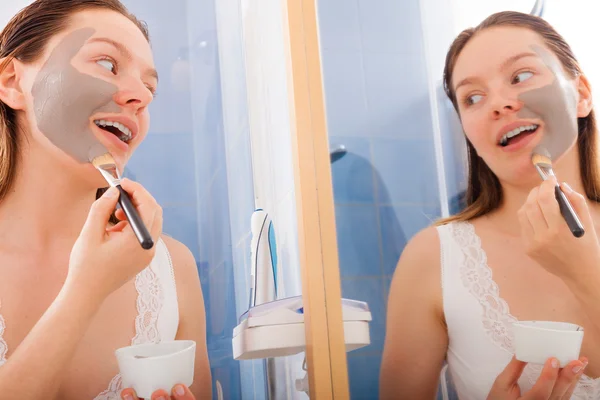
[0,238,179,399]
[438,221,600,399]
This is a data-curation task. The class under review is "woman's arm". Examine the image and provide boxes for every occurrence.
[0,182,163,399]
[0,284,102,398]
[517,179,600,335]
[380,227,448,399]
[163,236,212,400]
[565,269,600,334]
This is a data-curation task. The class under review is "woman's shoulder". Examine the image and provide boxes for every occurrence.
[159,234,206,320]
[159,236,207,346]
[388,225,445,321]
[159,235,198,282]
[405,225,441,256]
[394,225,441,280]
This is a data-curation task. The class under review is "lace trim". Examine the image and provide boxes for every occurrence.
[0,300,6,367]
[452,221,600,399]
[94,374,123,400]
[453,222,517,351]
[94,265,164,400]
[132,265,164,345]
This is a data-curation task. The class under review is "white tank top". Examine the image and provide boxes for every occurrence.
[437,221,600,399]
[0,238,179,399]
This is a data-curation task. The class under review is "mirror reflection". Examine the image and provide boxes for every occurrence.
[316,0,600,399]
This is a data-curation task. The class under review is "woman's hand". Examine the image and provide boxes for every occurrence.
[121,384,195,400]
[65,178,163,303]
[487,356,587,399]
[517,177,600,284]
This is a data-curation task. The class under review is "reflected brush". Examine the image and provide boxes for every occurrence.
[531,153,584,238]
[91,153,154,249]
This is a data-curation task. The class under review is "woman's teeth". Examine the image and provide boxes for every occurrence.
[94,119,132,143]
[499,124,539,147]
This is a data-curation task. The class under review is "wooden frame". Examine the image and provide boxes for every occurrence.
[282,0,350,398]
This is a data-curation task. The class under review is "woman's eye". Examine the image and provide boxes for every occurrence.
[513,71,533,84]
[466,94,483,106]
[97,59,116,74]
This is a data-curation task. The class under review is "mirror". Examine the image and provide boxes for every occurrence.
[309,0,600,399]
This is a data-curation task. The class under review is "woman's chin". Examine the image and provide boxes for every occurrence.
[88,167,112,189]
[495,164,542,189]
[70,163,112,190]
[504,176,544,191]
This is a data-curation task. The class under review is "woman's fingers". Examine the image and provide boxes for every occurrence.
[548,358,586,399]
[560,358,588,400]
[171,384,196,399]
[118,178,163,243]
[523,358,560,399]
[524,187,549,235]
[120,385,196,400]
[494,355,528,390]
[150,389,171,400]
[536,177,562,233]
[120,388,140,400]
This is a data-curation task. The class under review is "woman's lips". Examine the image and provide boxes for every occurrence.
[92,123,130,154]
[499,128,541,152]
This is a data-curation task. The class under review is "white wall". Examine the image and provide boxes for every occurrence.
[449,0,539,35]
[0,1,31,30]
[445,0,600,87]
[544,0,600,89]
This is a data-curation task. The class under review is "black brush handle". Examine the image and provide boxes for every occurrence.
[116,185,154,249]
[555,185,585,238]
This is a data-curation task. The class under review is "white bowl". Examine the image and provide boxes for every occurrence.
[513,321,583,368]
[115,340,196,399]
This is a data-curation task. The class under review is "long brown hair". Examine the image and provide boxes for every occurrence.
[0,0,149,210]
[439,11,599,224]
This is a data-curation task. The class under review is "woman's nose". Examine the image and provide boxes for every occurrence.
[113,76,153,111]
[490,91,522,118]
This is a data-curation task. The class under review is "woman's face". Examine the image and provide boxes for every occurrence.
[452,26,589,185]
[13,9,157,180]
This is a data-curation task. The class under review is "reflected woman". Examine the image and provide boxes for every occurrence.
[382,11,600,400]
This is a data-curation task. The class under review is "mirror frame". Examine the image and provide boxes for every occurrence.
[283,0,350,397]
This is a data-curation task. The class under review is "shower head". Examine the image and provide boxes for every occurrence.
[330,145,347,163]
[530,0,545,17]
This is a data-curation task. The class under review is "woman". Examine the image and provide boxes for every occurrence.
[0,1,211,399]
[381,11,600,400]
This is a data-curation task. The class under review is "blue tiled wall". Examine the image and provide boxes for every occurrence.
[318,0,442,397]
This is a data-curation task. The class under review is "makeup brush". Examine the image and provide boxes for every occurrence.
[91,153,154,249]
[531,153,584,238]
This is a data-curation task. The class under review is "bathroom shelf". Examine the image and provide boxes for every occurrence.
[232,296,372,360]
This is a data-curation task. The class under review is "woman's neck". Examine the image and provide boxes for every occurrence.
[0,144,99,252]
[486,147,590,235]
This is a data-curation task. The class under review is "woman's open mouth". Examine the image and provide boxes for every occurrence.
[94,119,132,143]
[499,124,539,147]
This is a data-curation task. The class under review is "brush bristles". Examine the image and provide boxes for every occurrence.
[531,153,552,167]
[91,152,116,167]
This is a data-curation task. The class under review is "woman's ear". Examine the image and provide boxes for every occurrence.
[0,57,26,110]
[576,74,593,118]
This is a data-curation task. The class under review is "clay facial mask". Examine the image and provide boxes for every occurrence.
[517,45,579,160]
[32,27,120,163]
